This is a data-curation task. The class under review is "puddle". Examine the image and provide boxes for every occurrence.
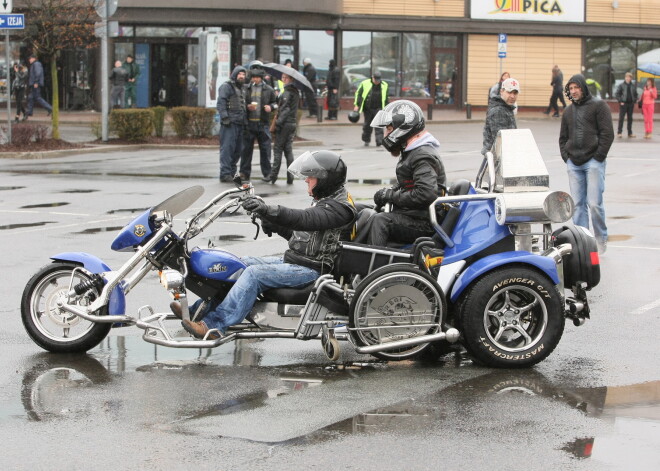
[207,234,246,243]
[608,234,632,242]
[60,189,99,194]
[107,208,148,214]
[610,215,633,220]
[73,226,124,235]
[0,221,55,230]
[20,202,70,209]
[0,186,25,191]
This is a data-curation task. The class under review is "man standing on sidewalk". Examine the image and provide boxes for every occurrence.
[270,72,299,184]
[123,55,140,108]
[482,77,519,155]
[615,72,638,138]
[217,66,247,183]
[240,69,277,182]
[24,55,52,120]
[353,71,388,146]
[559,74,614,254]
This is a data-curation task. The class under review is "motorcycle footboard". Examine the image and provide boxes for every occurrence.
[295,276,348,340]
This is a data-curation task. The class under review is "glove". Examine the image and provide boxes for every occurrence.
[242,197,269,216]
[260,219,277,237]
[373,188,393,207]
[221,117,231,126]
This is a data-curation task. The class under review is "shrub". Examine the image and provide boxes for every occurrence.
[109,109,154,141]
[151,106,167,137]
[90,119,102,140]
[2,123,50,146]
[170,107,216,138]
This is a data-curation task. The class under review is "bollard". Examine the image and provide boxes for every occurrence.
[317,97,323,123]
[427,103,433,121]
[466,103,472,119]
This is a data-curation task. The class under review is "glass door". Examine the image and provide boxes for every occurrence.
[432,35,461,106]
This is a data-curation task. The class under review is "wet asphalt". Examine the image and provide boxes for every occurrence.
[0,117,659,470]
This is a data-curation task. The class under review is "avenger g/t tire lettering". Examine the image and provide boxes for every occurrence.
[458,266,564,368]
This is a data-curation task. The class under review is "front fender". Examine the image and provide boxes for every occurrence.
[449,251,560,303]
[51,252,126,316]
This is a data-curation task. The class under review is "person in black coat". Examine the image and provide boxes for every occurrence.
[325,59,340,120]
[270,72,300,184]
[614,72,639,138]
[302,58,318,117]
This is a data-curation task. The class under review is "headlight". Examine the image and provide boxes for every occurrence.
[159,269,184,291]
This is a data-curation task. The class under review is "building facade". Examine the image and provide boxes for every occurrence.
[9,0,660,111]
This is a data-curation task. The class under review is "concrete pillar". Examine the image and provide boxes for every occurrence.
[257,25,274,62]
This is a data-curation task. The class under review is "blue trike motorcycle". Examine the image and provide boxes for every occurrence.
[21,130,600,368]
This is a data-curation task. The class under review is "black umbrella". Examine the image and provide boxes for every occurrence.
[262,62,314,94]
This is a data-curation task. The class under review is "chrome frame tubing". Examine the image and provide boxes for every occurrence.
[428,193,498,248]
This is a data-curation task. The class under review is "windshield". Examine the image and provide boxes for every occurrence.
[151,185,204,217]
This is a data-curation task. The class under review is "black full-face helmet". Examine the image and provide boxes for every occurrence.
[371,100,425,154]
[288,150,347,199]
[348,111,360,123]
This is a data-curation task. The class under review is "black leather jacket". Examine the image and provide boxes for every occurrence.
[276,84,299,127]
[262,187,356,273]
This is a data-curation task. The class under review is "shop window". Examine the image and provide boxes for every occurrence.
[299,30,334,87]
[433,35,457,48]
[242,45,255,65]
[402,34,430,99]
[372,32,400,95]
[243,28,256,40]
[135,27,197,37]
[342,31,371,96]
[274,29,295,41]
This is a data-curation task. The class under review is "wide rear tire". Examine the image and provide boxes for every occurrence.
[21,262,112,353]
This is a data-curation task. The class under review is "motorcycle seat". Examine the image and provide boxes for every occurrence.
[261,283,349,316]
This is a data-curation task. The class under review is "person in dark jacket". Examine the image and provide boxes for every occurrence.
[123,55,140,108]
[217,65,247,182]
[302,58,318,117]
[354,100,446,247]
[482,77,519,155]
[177,151,356,339]
[614,72,638,138]
[25,55,53,120]
[11,63,27,122]
[325,59,340,120]
[270,72,299,184]
[240,68,277,181]
[559,74,614,253]
[543,65,566,117]
[109,60,129,109]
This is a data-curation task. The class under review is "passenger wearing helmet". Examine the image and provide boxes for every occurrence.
[355,100,446,247]
[179,151,357,340]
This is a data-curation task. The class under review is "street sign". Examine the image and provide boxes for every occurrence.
[0,13,23,29]
[498,33,507,58]
[0,1,12,14]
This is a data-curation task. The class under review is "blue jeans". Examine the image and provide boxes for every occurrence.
[567,158,607,243]
[26,86,53,116]
[219,123,244,180]
[191,256,319,334]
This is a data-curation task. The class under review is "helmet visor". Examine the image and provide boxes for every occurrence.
[370,109,392,129]
[287,151,329,179]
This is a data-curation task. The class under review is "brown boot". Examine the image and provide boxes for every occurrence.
[170,301,183,319]
[181,319,220,340]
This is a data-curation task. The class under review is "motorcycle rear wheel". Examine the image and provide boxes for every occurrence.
[21,262,112,353]
[349,263,446,361]
[458,266,564,368]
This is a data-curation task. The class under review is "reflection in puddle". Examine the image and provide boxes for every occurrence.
[60,189,98,194]
[107,208,148,214]
[0,186,25,191]
[73,226,124,234]
[0,221,55,230]
[20,202,70,209]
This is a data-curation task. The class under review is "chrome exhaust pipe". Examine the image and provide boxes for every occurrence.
[354,328,460,354]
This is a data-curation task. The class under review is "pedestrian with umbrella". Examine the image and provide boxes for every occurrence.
[269,72,300,184]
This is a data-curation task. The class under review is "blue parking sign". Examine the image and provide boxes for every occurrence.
[0,14,24,29]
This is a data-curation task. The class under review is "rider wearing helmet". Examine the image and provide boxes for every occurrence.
[355,100,446,247]
[179,151,356,340]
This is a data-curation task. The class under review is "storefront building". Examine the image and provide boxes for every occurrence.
[13,0,660,111]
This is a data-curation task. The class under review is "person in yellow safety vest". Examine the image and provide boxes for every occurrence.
[354,70,389,146]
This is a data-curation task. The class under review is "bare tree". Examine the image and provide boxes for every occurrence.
[17,0,99,139]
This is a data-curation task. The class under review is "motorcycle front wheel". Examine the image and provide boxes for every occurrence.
[21,262,112,353]
[458,266,564,368]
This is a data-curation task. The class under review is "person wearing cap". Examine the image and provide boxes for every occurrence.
[481,77,519,155]
[302,58,318,118]
[559,74,614,254]
[354,71,389,146]
[123,54,140,108]
[217,66,248,182]
[240,68,278,182]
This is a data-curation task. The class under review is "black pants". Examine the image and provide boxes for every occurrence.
[362,108,384,145]
[272,122,296,183]
[617,102,635,135]
[355,209,433,247]
[546,89,566,114]
[304,89,318,116]
[240,121,272,179]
